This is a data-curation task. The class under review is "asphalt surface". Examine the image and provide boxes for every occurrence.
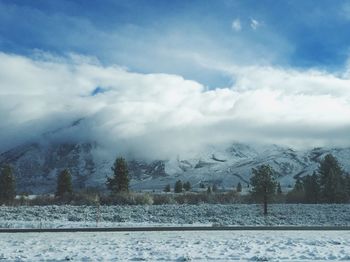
[0,226,349,233]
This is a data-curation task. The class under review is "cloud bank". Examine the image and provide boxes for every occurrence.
[1,52,350,159]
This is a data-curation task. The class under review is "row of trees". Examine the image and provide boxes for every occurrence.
[287,154,350,203]
[0,165,75,204]
[164,180,192,193]
[1,154,349,208]
[251,153,350,215]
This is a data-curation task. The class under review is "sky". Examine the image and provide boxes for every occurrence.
[1,0,350,158]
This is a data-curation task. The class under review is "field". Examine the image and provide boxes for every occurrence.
[1,204,349,261]
[0,204,349,228]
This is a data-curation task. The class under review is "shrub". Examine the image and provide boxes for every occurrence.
[100,192,153,205]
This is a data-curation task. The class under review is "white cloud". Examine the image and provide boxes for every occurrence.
[231,18,241,32]
[250,18,260,30]
[1,52,350,159]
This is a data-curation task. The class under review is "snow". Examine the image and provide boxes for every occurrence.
[1,204,350,260]
[0,231,349,261]
[4,140,350,194]
[1,204,350,229]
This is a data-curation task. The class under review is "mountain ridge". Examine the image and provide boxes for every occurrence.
[1,140,350,194]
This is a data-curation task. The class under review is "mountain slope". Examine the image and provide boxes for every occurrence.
[1,140,350,194]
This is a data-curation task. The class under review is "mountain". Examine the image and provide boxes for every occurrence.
[1,140,350,194]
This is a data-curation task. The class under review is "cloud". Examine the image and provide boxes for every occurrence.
[0,1,295,88]
[231,18,241,32]
[0,52,350,160]
[250,18,260,30]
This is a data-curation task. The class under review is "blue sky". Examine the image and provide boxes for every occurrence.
[2,0,350,87]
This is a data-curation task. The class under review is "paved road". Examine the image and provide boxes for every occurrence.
[0,226,349,233]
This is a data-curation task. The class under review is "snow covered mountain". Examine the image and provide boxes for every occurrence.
[1,139,350,194]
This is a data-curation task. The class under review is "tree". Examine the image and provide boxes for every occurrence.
[212,184,218,192]
[277,182,282,195]
[250,164,277,215]
[183,181,191,191]
[294,177,304,192]
[318,154,347,203]
[0,165,16,204]
[107,157,129,194]
[207,186,212,194]
[56,169,73,197]
[346,174,350,198]
[303,172,320,203]
[236,182,242,193]
[164,184,171,192]
[174,180,183,193]
[286,177,305,203]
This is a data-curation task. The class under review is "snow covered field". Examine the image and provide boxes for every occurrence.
[0,231,349,261]
[0,204,350,228]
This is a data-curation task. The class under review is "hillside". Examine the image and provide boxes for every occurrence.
[1,140,349,194]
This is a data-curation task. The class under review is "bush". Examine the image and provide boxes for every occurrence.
[286,190,305,203]
[163,184,171,192]
[27,195,56,206]
[153,194,177,205]
[100,193,153,205]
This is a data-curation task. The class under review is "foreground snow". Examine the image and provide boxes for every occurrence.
[0,231,349,261]
[1,204,350,229]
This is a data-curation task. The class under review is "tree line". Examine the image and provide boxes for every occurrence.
[0,154,349,208]
[286,154,350,203]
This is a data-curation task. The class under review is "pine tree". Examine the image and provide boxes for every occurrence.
[286,177,305,203]
[207,186,212,194]
[183,181,191,191]
[212,184,218,192]
[236,182,242,192]
[318,154,347,203]
[164,184,171,192]
[294,177,304,192]
[174,180,183,193]
[0,165,16,204]
[250,164,277,215]
[107,157,129,194]
[56,169,73,197]
[346,174,350,198]
[277,182,282,195]
[303,172,320,203]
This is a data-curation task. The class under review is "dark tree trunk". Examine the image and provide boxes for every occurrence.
[263,194,268,215]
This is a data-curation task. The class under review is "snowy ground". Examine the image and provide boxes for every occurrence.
[0,231,349,261]
[0,204,350,228]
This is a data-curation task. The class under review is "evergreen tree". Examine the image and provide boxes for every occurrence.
[183,181,191,191]
[318,154,347,203]
[55,169,73,197]
[174,180,183,193]
[277,182,282,195]
[303,172,320,203]
[207,186,212,194]
[106,157,129,194]
[346,174,350,198]
[294,177,304,192]
[212,184,218,192]
[236,182,242,193]
[164,184,171,192]
[250,164,277,215]
[286,177,305,203]
[0,165,16,204]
